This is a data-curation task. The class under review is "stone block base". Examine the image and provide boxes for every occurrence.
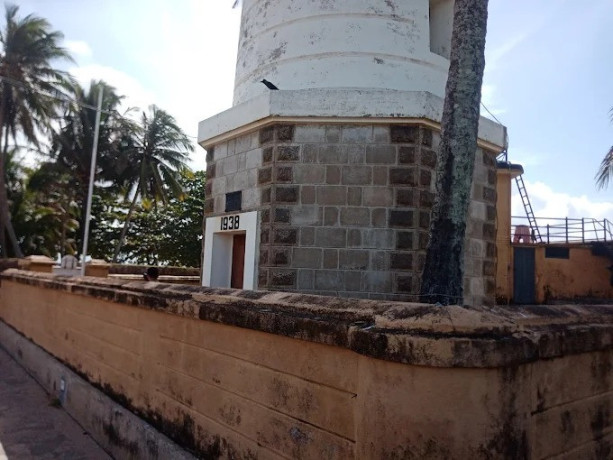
[205,122,498,305]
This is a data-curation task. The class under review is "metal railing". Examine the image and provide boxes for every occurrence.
[510,216,613,244]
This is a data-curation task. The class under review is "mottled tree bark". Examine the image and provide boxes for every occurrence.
[420,0,489,305]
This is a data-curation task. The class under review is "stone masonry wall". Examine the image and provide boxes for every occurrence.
[205,123,497,305]
[203,130,263,216]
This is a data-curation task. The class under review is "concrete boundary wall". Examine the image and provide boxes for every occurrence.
[1,269,613,458]
[0,321,194,460]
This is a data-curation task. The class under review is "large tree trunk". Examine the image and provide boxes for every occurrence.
[0,88,24,258]
[420,0,489,305]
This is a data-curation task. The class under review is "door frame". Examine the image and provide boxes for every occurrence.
[202,211,258,290]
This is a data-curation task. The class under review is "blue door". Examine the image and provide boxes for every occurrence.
[513,247,535,304]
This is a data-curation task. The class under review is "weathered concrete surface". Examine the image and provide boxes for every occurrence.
[0,321,195,460]
[532,245,613,303]
[233,0,451,104]
[2,270,613,458]
[197,89,506,150]
[0,345,110,460]
[496,164,523,303]
[3,269,613,367]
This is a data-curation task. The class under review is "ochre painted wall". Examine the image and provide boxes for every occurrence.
[1,275,613,458]
[534,246,613,303]
[495,168,516,303]
[496,165,613,304]
[0,280,354,458]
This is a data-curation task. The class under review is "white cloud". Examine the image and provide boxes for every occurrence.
[129,1,241,171]
[44,4,240,171]
[511,180,613,220]
[67,61,215,171]
[68,64,156,118]
[65,40,92,59]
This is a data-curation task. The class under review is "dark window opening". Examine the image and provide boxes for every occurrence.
[545,247,570,259]
[225,191,242,212]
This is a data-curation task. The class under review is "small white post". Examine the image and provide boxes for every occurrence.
[80,86,104,276]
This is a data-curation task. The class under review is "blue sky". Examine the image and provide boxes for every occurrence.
[14,0,613,220]
[483,0,613,219]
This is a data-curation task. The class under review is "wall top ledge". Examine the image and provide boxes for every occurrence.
[4,269,613,368]
[197,89,507,151]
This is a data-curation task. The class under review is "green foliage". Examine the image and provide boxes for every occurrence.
[5,148,27,215]
[112,105,194,261]
[152,169,205,267]
[50,80,128,192]
[121,105,194,203]
[87,191,125,260]
[5,110,203,265]
[595,109,613,190]
[14,167,206,266]
[94,170,205,266]
[0,4,73,147]
[0,6,203,266]
[10,162,80,257]
[0,3,72,257]
[49,80,129,252]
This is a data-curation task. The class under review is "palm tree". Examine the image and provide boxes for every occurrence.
[0,4,72,257]
[420,0,490,305]
[595,110,613,190]
[112,105,193,262]
[50,80,128,253]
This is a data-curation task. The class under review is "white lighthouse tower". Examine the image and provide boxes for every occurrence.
[233,0,453,104]
[199,0,506,305]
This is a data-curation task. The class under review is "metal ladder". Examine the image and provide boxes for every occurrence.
[515,174,542,242]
